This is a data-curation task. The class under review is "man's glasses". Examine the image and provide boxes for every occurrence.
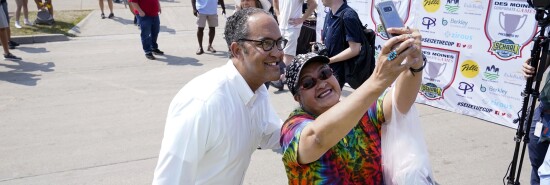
[238,38,288,51]
[299,67,333,90]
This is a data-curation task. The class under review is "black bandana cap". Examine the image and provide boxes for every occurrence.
[285,53,330,95]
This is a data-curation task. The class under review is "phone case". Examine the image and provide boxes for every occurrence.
[376,1,404,38]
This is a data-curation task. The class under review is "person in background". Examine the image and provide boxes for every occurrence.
[152,8,285,184]
[99,0,115,19]
[34,0,53,18]
[522,57,550,185]
[270,0,317,91]
[280,27,424,184]
[2,0,20,49]
[129,0,164,60]
[192,0,225,55]
[0,2,22,60]
[320,0,364,90]
[239,0,270,11]
[15,0,33,28]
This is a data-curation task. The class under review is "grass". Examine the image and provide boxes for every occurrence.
[10,10,91,37]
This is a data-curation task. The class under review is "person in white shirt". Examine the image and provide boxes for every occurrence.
[152,8,287,185]
[270,0,317,90]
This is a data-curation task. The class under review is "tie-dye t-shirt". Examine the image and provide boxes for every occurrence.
[280,94,386,184]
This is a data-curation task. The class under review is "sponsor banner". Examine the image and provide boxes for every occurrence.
[315,0,532,128]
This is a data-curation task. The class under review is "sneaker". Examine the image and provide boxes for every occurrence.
[152,49,164,55]
[207,46,217,53]
[101,13,106,19]
[14,21,22,29]
[145,53,155,60]
[9,41,19,49]
[10,40,19,46]
[108,13,114,19]
[196,48,204,55]
[4,53,21,61]
[269,79,285,91]
[24,19,33,26]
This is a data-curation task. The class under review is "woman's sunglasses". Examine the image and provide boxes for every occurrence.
[299,67,333,90]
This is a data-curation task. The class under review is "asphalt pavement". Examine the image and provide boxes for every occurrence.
[0,0,533,184]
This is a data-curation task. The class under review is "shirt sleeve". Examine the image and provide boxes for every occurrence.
[281,116,313,166]
[363,92,387,129]
[152,98,211,185]
[343,10,364,44]
[259,103,284,150]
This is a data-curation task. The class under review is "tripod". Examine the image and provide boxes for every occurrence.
[506,8,550,185]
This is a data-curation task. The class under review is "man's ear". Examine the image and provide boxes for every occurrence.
[230,42,243,59]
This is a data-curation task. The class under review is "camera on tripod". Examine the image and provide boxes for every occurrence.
[506,1,550,184]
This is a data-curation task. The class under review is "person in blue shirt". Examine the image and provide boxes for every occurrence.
[192,0,225,55]
[321,0,364,89]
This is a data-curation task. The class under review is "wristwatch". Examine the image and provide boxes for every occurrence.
[409,54,427,76]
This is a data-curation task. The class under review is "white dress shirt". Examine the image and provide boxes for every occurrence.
[152,60,282,185]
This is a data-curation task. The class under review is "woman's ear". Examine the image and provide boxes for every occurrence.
[293,94,300,102]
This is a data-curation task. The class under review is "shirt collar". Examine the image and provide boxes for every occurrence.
[331,3,349,17]
[225,60,267,107]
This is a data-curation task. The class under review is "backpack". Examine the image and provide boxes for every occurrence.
[35,9,54,25]
[338,10,376,89]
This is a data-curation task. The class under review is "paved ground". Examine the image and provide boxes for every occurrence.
[0,0,533,184]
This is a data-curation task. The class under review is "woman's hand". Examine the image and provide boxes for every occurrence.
[370,34,419,88]
[387,27,423,68]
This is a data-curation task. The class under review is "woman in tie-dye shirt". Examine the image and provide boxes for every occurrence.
[280,26,424,184]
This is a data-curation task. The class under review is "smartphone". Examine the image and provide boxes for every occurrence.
[376,1,404,38]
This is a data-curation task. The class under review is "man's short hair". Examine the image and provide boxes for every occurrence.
[224,8,270,58]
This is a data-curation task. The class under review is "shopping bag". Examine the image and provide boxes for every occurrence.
[381,88,435,185]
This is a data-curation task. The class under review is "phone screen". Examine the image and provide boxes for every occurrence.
[376,1,404,38]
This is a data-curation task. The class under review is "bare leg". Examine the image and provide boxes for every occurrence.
[207,27,216,52]
[0,28,10,55]
[99,0,104,14]
[15,0,22,22]
[107,0,113,14]
[23,0,29,20]
[197,27,204,54]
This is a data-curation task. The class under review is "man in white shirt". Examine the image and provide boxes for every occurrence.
[270,0,316,90]
[152,8,287,184]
